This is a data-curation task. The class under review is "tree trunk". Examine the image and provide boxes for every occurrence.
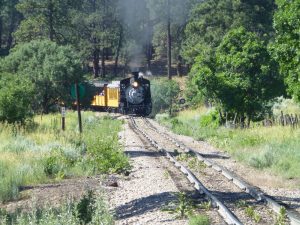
[114,26,123,75]
[240,114,246,129]
[177,55,183,77]
[247,116,251,128]
[0,16,2,50]
[93,48,100,78]
[146,42,153,70]
[105,48,109,60]
[167,0,172,80]
[101,48,106,77]
[6,8,16,50]
[42,91,49,114]
[233,113,237,127]
[48,0,55,41]
[218,109,225,124]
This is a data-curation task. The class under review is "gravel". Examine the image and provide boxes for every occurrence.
[109,120,188,225]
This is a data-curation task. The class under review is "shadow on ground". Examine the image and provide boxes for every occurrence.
[114,192,177,220]
[124,150,161,158]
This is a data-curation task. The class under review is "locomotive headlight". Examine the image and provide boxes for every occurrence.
[132,81,139,88]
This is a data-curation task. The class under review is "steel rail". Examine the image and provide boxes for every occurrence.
[142,118,300,225]
[130,117,243,225]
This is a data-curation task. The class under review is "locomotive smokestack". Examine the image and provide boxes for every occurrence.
[132,71,139,80]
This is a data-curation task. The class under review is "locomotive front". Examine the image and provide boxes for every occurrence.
[119,72,152,116]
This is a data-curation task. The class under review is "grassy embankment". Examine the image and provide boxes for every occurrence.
[157,107,300,182]
[0,112,129,215]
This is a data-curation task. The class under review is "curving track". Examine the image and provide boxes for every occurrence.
[128,116,300,225]
[142,117,300,225]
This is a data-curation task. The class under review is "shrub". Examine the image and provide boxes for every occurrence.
[83,117,130,174]
[85,138,129,174]
[77,190,96,224]
[248,147,275,169]
[199,109,220,128]
[0,73,34,123]
[151,78,180,115]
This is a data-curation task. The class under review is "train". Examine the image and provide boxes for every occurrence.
[91,71,152,116]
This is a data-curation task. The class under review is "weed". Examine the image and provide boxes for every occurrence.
[275,207,288,225]
[188,157,206,172]
[235,200,248,208]
[188,214,210,225]
[253,213,262,223]
[199,201,212,211]
[163,170,170,179]
[162,192,195,219]
[176,153,190,162]
[245,206,261,223]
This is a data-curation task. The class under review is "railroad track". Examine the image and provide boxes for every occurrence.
[129,116,242,224]
[129,116,300,225]
[141,117,300,225]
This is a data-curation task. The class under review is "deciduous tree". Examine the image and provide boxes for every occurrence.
[273,0,300,102]
[1,40,83,113]
[193,27,284,123]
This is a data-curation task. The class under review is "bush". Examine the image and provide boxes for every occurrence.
[85,137,129,174]
[151,78,180,115]
[199,109,220,128]
[248,147,275,169]
[0,73,34,123]
[77,191,96,224]
[184,77,204,107]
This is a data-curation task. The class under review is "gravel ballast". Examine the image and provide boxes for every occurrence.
[109,120,187,225]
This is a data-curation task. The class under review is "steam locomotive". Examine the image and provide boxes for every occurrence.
[91,71,152,116]
[119,71,152,116]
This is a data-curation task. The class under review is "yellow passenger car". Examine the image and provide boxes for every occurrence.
[91,81,120,111]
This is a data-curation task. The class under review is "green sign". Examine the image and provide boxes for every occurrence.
[71,83,86,100]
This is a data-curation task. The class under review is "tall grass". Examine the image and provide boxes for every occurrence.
[157,108,300,181]
[0,112,129,202]
[0,191,114,225]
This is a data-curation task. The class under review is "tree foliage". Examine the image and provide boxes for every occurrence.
[0,0,299,121]
[151,78,180,115]
[0,0,22,55]
[273,0,300,102]
[71,0,120,77]
[0,72,34,123]
[192,27,284,121]
[1,40,82,113]
[182,0,276,64]
[14,0,77,44]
